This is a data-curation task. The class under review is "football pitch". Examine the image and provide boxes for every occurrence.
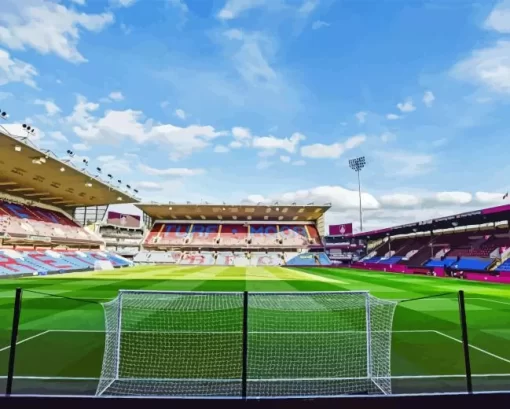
[1,265,510,396]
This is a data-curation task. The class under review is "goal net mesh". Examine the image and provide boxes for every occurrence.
[96,291,396,398]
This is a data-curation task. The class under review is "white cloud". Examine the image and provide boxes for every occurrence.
[1,123,44,140]
[230,140,244,149]
[225,30,277,86]
[49,131,67,141]
[253,132,305,153]
[386,113,401,120]
[292,159,306,166]
[452,40,510,94]
[280,155,291,163]
[475,191,506,204]
[434,191,472,205]
[380,132,396,143]
[312,20,329,30]
[397,99,416,112]
[110,0,137,7]
[256,160,272,170]
[168,0,189,13]
[214,145,230,153]
[109,91,124,101]
[232,126,252,140]
[0,91,12,100]
[0,0,114,63]
[379,193,422,208]
[423,90,435,107]
[217,0,273,20]
[72,143,89,151]
[0,48,38,87]
[244,185,380,211]
[298,0,319,15]
[136,181,163,191]
[355,111,367,124]
[376,150,434,177]
[96,155,133,174]
[484,0,510,33]
[175,108,186,120]
[139,164,205,177]
[34,99,61,116]
[67,95,226,160]
[300,134,366,159]
[431,138,447,147]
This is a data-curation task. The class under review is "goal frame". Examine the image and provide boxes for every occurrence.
[97,289,393,398]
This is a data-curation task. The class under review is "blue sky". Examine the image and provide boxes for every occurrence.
[1,0,510,231]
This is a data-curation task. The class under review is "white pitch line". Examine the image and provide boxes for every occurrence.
[433,330,510,365]
[468,297,510,306]
[2,373,510,381]
[44,329,437,335]
[0,330,50,353]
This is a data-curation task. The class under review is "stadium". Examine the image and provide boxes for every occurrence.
[1,123,510,405]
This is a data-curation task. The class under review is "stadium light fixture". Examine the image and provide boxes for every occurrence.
[134,189,139,194]
[85,182,92,187]
[0,110,8,119]
[14,145,21,152]
[60,167,65,172]
[96,167,102,173]
[66,150,74,157]
[117,197,123,201]
[107,174,113,179]
[349,156,366,232]
[83,159,89,165]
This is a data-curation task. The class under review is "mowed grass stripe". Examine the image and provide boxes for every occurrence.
[0,264,509,392]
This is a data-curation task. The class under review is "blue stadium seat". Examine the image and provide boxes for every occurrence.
[451,257,492,271]
[497,259,510,272]
[378,256,403,264]
[425,257,457,268]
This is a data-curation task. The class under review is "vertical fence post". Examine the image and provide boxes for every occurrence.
[241,291,249,400]
[6,287,23,396]
[458,290,472,393]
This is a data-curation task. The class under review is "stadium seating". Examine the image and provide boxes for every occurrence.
[286,252,331,266]
[496,259,510,272]
[188,224,220,245]
[146,223,190,245]
[378,256,403,265]
[179,252,215,265]
[134,251,181,264]
[143,222,320,249]
[0,249,131,276]
[249,225,280,246]
[250,252,283,266]
[425,257,457,268]
[219,225,248,246]
[449,257,493,271]
[0,200,101,244]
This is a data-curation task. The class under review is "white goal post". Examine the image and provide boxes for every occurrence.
[96,290,397,398]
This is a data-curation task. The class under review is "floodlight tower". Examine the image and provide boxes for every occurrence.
[349,156,366,232]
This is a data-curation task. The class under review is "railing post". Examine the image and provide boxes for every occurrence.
[458,290,472,393]
[6,288,23,396]
[241,291,249,400]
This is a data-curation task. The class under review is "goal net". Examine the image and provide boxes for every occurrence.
[96,291,397,398]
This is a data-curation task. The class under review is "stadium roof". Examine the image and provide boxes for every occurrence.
[0,129,139,208]
[350,203,510,239]
[136,203,331,222]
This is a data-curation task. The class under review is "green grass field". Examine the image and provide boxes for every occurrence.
[1,265,510,396]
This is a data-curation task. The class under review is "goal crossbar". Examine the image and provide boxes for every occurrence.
[97,290,396,399]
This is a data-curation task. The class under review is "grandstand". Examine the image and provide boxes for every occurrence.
[89,211,144,259]
[134,203,331,266]
[0,129,135,276]
[349,205,510,283]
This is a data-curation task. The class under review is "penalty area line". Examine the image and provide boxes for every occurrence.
[0,330,50,353]
[433,330,510,365]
